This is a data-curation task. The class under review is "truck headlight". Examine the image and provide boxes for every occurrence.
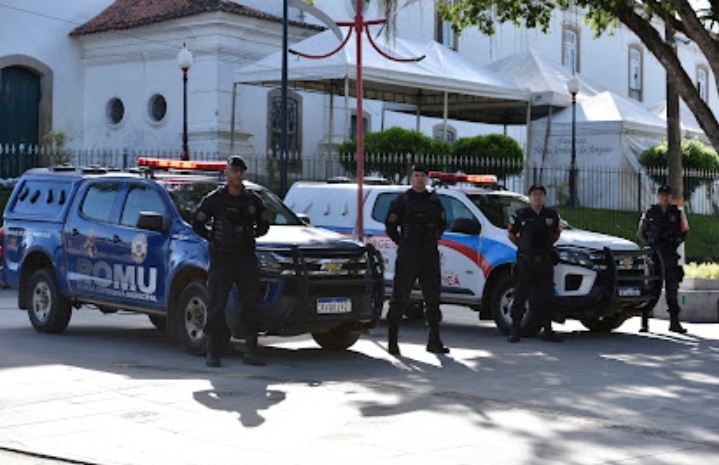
[558,249,594,268]
[256,251,291,273]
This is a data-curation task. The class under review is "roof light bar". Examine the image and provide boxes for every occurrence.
[137,158,227,171]
[428,171,498,185]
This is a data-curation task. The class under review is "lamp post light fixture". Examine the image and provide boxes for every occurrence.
[567,74,580,207]
[177,43,193,161]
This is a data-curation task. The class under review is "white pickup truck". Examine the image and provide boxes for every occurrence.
[284,172,663,335]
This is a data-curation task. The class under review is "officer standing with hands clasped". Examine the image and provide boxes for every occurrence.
[193,155,271,367]
[637,184,689,334]
[385,164,449,356]
[507,184,563,343]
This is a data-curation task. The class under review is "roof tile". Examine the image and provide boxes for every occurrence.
[70,0,322,36]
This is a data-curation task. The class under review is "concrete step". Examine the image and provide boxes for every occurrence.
[653,287,719,323]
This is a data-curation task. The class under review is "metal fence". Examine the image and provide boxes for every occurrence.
[3,144,719,216]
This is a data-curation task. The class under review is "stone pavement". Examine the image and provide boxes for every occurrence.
[1,293,718,465]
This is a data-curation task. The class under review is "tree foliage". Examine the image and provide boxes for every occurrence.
[338,127,523,182]
[436,0,719,155]
[639,138,719,202]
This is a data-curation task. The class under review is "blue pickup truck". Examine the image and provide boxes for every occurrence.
[1,159,384,354]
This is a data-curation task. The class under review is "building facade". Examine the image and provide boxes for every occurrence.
[0,0,715,159]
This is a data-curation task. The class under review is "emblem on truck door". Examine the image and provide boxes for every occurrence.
[131,234,148,264]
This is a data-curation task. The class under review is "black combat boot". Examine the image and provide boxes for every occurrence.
[507,321,521,343]
[668,313,687,334]
[426,325,450,354]
[388,324,400,356]
[639,310,649,333]
[205,336,221,368]
[243,333,266,366]
[542,323,563,343]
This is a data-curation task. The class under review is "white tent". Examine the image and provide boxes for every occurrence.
[649,100,707,142]
[529,91,671,210]
[234,27,531,126]
[486,47,606,116]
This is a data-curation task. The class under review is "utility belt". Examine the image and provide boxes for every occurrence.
[518,251,551,263]
[209,241,254,255]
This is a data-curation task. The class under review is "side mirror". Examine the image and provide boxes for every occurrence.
[296,213,311,225]
[450,217,481,236]
[137,211,166,232]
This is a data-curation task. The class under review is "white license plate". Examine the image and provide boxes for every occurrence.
[618,287,641,297]
[316,298,352,314]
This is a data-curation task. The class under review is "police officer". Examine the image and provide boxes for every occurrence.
[637,184,689,334]
[193,155,270,367]
[507,184,563,343]
[385,164,448,356]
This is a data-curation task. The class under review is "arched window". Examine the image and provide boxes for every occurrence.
[697,66,709,102]
[562,26,580,73]
[267,88,303,172]
[433,124,457,144]
[628,45,643,102]
[349,111,370,141]
[435,3,458,51]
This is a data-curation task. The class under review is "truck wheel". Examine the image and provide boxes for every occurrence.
[148,315,166,331]
[580,314,627,333]
[27,269,72,334]
[490,275,542,337]
[176,281,230,356]
[311,327,362,350]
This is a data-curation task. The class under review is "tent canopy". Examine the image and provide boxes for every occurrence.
[486,47,606,117]
[234,27,531,125]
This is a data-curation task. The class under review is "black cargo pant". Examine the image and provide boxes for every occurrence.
[660,251,682,315]
[204,249,260,337]
[510,253,555,325]
[387,245,442,327]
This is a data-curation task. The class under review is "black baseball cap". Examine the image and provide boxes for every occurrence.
[657,184,671,195]
[410,163,429,175]
[528,184,547,195]
[227,155,247,171]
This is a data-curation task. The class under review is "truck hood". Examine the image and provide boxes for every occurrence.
[557,228,640,251]
[258,225,362,249]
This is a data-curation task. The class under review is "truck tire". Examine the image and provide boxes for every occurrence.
[311,327,362,350]
[580,314,627,333]
[27,269,72,334]
[490,274,542,337]
[176,281,230,356]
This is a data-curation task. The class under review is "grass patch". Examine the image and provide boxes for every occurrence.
[553,205,719,263]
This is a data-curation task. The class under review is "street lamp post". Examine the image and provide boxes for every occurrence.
[177,43,193,161]
[567,74,580,207]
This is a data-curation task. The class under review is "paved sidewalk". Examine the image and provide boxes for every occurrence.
[1,296,718,465]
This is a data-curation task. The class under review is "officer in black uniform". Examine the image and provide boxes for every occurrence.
[193,155,271,367]
[385,164,448,356]
[507,184,563,343]
[637,184,689,334]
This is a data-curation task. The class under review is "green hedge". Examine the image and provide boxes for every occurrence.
[554,206,719,263]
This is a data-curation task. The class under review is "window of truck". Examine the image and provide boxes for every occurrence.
[466,193,528,229]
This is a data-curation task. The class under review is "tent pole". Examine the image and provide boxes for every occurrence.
[443,92,449,142]
[230,82,237,152]
[524,101,532,189]
[328,91,335,179]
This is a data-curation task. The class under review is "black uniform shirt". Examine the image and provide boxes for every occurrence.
[508,206,561,255]
[638,204,688,252]
[385,189,446,248]
[193,185,270,252]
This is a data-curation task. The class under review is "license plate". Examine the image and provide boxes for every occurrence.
[618,287,641,297]
[316,298,352,314]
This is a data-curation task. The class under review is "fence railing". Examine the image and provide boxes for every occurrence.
[3,144,719,215]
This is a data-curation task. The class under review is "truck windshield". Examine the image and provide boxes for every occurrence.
[164,182,304,226]
[466,193,529,229]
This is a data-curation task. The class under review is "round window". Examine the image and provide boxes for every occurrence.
[148,94,167,122]
[107,98,125,125]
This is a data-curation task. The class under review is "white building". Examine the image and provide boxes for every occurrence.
[0,0,715,160]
